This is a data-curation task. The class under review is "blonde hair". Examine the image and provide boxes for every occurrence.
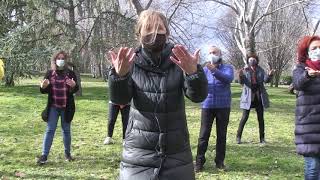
[51,51,68,70]
[135,10,170,38]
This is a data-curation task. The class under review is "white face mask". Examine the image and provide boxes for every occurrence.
[309,48,320,61]
[56,59,65,68]
[248,58,258,66]
[208,54,221,64]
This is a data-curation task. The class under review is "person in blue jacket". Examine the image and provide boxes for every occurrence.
[195,46,234,172]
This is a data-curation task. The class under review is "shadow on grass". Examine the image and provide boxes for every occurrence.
[195,143,301,176]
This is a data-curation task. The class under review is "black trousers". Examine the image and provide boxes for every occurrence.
[196,108,230,166]
[108,103,130,139]
[236,99,264,140]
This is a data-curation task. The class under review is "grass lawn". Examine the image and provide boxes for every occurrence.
[0,76,302,179]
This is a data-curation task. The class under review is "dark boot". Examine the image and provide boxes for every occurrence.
[194,163,204,173]
[37,155,47,165]
[260,132,265,144]
[194,158,205,172]
[260,135,266,144]
[236,136,241,144]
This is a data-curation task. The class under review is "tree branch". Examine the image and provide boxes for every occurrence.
[250,0,307,33]
[78,10,134,52]
[313,19,320,36]
[49,0,69,9]
[145,0,153,9]
[205,0,239,15]
[168,0,183,24]
[300,3,309,30]
[130,0,144,15]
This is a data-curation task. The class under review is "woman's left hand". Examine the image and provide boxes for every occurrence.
[170,45,200,75]
[66,78,76,88]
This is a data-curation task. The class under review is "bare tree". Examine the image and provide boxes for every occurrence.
[215,11,244,70]
[205,0,309,63]
[258,0,308,87]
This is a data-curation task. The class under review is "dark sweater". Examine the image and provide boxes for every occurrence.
[40,69,79,123]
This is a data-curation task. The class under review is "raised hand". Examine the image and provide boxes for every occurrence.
[66,78,76,88]
[206,63,218,71]
[238,69,244,77]
[170,45,200,75]
[40,79,50,89]
[108,47,135,77]
[305,67,319,77]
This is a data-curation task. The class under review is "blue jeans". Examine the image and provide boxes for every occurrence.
[42,107,71,156]
[304,156,320,180]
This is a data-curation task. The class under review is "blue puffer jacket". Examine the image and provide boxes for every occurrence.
[201,64,234,109]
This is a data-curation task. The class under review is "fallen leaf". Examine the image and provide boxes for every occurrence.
[15,171,26,178]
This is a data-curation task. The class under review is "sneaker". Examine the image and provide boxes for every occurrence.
[103,137,114,145]
[194,163,204,173]
[37,155,47,165]
[260,138,266,144]
[216,163,227,171]
[65,154,74,162]
[236,137,241,144]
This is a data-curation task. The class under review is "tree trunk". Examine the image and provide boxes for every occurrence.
[69,0,82,96]
[74,67,82,96]
[5,71,14,87]
[274,70,281,88]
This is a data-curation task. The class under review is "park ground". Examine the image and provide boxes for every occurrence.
[0,76,302,179]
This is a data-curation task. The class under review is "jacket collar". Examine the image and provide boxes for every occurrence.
[134,43,175,73]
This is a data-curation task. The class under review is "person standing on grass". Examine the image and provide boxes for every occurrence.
[103,102,130,144]
[236,54,274,144]
[108,9,207,180]
[293,35,320,179]
[194,46,234,172]
[37,51,79,165]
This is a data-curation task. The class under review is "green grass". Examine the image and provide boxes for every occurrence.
[0,77,302,179]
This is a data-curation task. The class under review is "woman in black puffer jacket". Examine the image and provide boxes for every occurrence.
[108,10,208,180]
[293,35,320,179]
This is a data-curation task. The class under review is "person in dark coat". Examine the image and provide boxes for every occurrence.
[103,101,130,144]
[195,46,234,172]
[236,54,274,144]
[108,10,208,180]
[37,51,79,165]
[293,35,320,179]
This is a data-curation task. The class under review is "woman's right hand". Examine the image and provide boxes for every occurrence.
[108,47,135,77]
[305,67,318,77]
[40,79,50,89]
[238,69,244,77]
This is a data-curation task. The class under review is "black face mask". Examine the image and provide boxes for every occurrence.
[142,34,167,53]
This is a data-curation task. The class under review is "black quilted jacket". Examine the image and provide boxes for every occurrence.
[109,43,208,180]
[293,63,320,156]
